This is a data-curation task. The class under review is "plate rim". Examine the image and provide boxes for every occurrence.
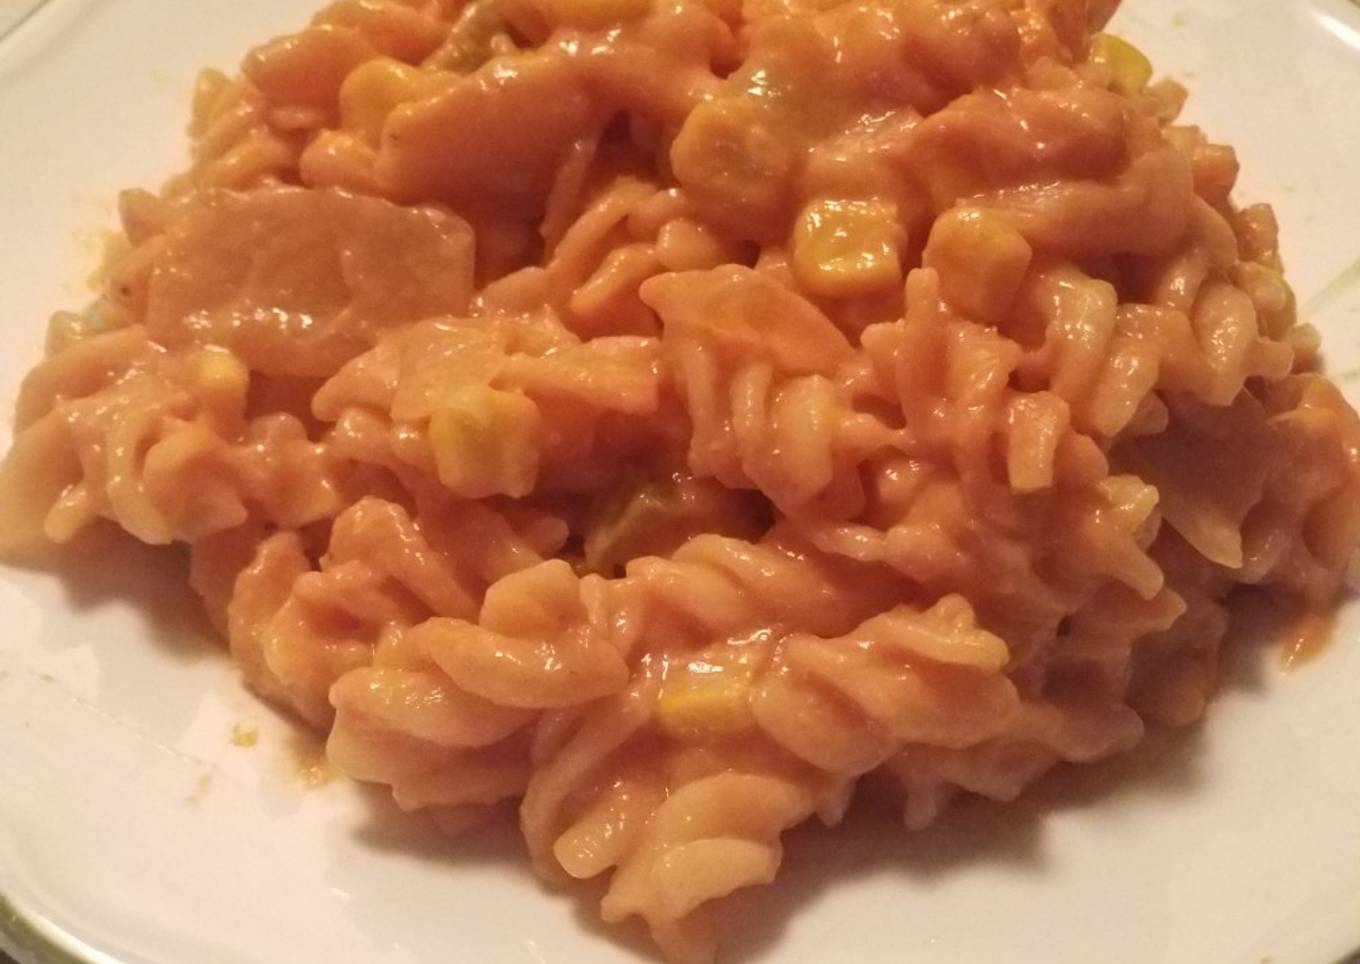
[1,892,107,964]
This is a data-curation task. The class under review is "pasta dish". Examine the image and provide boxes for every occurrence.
[2,0,1357,959]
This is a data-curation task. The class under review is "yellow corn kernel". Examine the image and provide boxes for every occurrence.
[428,385,540,498]
[585,481,672,573]
[188,347,250,425]
[922,207,1032,324]
[547,0,650,31]
[339,57,424,144]
[656,676,752,741]
[583,475,762,573]
[670,98,792,225]
[1090,33,1152,96]
[791,198,904,298]
[230,725,258,748]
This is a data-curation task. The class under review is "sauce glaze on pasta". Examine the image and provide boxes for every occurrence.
[3,0,1358,959]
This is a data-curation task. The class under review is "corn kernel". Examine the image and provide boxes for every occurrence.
[339,57,424,144]
[583,475,760,573]
[585,482,671,573]
[656,677,752,741]
[428,385,540,498]
[791,198,904,298]
[189,347,250,417]
[670,98,792,226]
[922,207,1032,324]
[547,0,650,31]
[1090,33,1152,96]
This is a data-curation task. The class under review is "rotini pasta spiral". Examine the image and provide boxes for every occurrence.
[3,0,1358,960]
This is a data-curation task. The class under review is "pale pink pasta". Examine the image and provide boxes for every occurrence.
[3,0,1359,960]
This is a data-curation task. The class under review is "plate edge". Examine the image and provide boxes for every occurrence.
[0,0,54,45]
[0,893,93,964]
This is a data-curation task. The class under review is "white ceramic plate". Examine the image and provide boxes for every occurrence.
[1,1,1359,962]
